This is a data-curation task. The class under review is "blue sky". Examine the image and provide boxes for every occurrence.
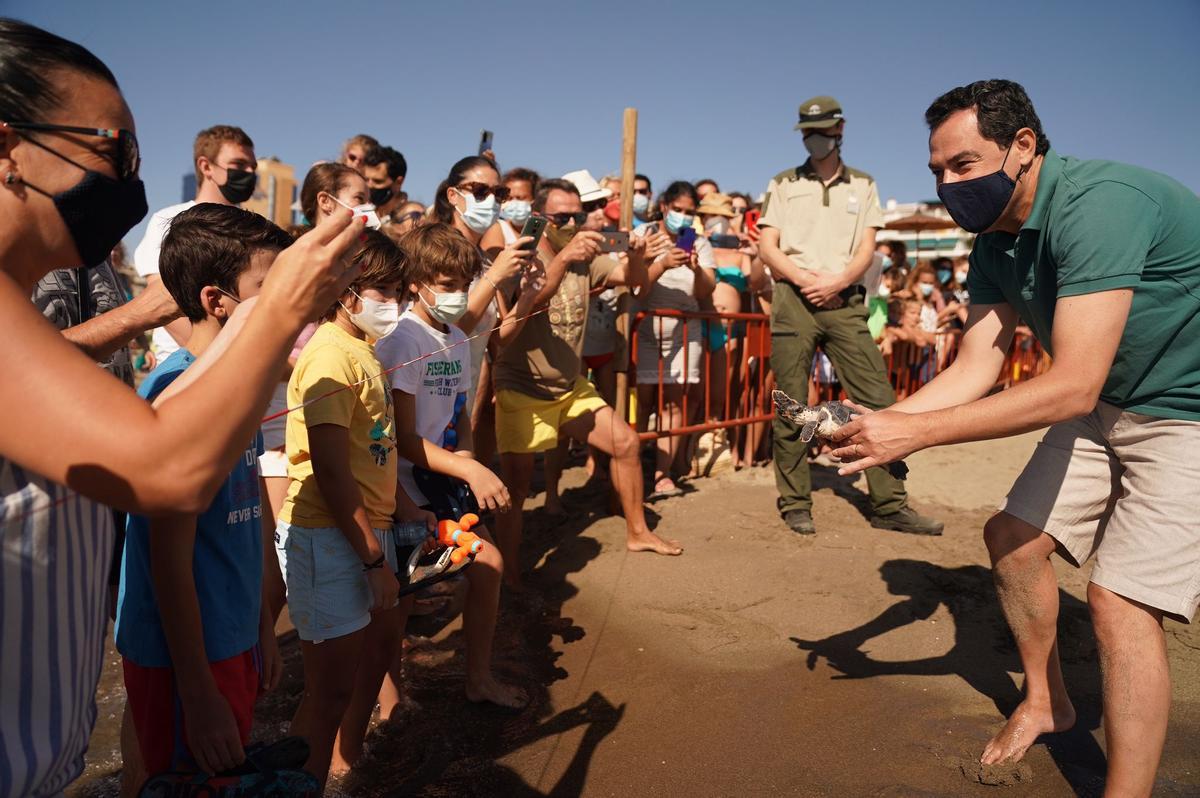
[9,0,1199,246]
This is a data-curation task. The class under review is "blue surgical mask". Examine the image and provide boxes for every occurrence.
[665,210,694,234]
[936,268,952,285]
[454,188,499,234]
[880,255,893,270]
[499,199,532,224]
[919,283,935,298]
[633,192,650,216]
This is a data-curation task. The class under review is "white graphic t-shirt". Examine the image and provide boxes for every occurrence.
[374,309,470,506]
[133,200,196,359]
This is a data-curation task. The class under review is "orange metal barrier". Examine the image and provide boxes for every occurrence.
[630,309,1048,440]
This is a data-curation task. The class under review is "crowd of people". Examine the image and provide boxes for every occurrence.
[3,16,1199,798]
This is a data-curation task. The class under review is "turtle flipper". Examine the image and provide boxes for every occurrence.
[800,422,818,443]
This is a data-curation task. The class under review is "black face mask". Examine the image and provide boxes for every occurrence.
[218,166,257,204]
[23,165,148,267]
[369,185,393,207]
[936,144,1022,234]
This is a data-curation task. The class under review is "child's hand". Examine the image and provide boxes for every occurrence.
[367,567,400,612]
[183,692,246,774]
[466,461,511,512]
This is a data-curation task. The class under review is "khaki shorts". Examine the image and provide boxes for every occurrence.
[496,377,609,454]
[1001,402,1200,623]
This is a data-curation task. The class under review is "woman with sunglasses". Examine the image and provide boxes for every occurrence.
[633,181,717,499]
[0,19,365,795]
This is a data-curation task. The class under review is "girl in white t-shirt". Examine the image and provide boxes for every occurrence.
[634,182,717,499]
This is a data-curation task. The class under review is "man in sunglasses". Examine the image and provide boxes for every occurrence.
[133,124,258,360]
[633,173,653,227]
[492,178,683,590]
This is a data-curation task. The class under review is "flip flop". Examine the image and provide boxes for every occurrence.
[648,476,684,500]
[398,546,474,598]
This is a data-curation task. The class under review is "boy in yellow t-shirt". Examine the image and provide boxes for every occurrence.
[274,230,423,788]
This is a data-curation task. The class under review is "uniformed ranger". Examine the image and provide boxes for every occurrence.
[758,95,942,536]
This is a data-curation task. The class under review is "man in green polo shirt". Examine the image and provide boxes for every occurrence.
[830,79,1200,794]
[759,94,942,537]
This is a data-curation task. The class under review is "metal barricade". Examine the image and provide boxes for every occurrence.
[631,310,1049,440]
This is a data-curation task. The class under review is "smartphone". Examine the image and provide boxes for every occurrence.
[744,209,761,233]
[677,227,697,253]
[478,129,494,156]
[709,233,742,249]
[598,230,629,254]
[519,215,547,250]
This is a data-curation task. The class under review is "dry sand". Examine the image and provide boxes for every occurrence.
[72,432,1200,797]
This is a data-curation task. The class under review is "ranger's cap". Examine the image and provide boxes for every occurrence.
[795,96,844,130]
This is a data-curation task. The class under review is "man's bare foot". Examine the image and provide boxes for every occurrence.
[627,530,683,555]
[981,697,1076,764]
[466,675,528,710]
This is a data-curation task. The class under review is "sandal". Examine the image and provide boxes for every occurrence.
[648,476,684,500]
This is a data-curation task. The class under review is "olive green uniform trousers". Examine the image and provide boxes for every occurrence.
[770,283,907,516]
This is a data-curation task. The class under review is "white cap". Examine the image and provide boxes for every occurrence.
[561,169,613,203]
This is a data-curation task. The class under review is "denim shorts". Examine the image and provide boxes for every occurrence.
[275,521,397,642]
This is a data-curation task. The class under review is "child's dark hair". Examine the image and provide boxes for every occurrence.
[160,203,292,322]
[323,229,408,321]
[657,180,699,210]
[400,222,482,298]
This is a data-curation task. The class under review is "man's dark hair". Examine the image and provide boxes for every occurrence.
[532,178,579,213]
[925,79,1050,156]
[160,203,292,322]
[634,173,652,188]
[0,17,119,121]
[364,144,407,180]
[694,178,719,191]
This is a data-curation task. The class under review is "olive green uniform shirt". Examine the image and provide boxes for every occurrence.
[968,149,1200,420]
[760,160,884,274]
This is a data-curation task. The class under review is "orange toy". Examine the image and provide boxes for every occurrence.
[436,513,484,564]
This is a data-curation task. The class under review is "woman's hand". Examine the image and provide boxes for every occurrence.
[258,207,365,324]
[488,237,536,285]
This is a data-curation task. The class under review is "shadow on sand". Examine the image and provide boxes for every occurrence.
[791,559,1107,797]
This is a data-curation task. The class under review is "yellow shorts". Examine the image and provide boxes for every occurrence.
[496,377,609,454]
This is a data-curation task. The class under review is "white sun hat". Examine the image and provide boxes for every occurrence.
[561,169,613,203]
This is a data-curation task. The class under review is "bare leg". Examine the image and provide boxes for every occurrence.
[543,439,569,516]
[497,452,534,589]
[981,512,1076,764]
[1089,583,1169,798]
[118,701,144,798]
[376,639,405,722]
[332,601,409,775]
[290,631,365,791]
[462,525,526,707]
[655,385,684,487]
[586,360,616,480]
[560,407,682,556]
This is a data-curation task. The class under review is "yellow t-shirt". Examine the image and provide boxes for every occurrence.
[279,322,397,527]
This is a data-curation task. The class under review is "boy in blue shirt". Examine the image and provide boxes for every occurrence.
[117,204,294,778]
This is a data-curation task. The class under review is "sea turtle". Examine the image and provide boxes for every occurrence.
[771,389,909,480]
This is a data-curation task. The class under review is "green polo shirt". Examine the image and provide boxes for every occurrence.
[968,149,1200,420]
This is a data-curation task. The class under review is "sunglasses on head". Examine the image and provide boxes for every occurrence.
[457,182,510,202]
[546,211,588,227]
[5,121,141,181]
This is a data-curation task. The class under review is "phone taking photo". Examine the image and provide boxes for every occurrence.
[519,215,547,251]
[598,230,629,254]
[478,129,494,156]
[676,227,697,253]
[744,209,761,233]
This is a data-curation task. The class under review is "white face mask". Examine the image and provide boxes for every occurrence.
[955,270,969,284]
[454,189,499,234]
[704,216,730,236]
[633,192,650,216]
[499,199,532,225]
[419,285,469,326]
[331,194,382,229]
[342,289,399,339]
[877,284,891,298]
[919,283,935,298]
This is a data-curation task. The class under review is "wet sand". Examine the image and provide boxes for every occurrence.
[71,432,1200,796]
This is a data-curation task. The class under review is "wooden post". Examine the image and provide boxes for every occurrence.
[613,108,637,426]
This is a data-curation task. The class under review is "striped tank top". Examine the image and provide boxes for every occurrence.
[0,457,113,797]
